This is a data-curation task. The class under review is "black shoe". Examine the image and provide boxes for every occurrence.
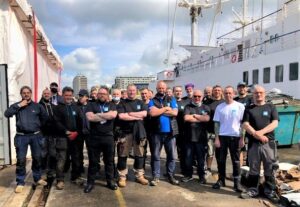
[168,176,179,185]
[212,179,225,189]
[84,184,94,193]
[233,179,243,192]
[107,181,118,190]
[199,177,207,184]
[265,192,279,203]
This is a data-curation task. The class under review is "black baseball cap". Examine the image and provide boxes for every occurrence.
[237,82,247,87]
[78,89,89,97]
[50,82,58,87]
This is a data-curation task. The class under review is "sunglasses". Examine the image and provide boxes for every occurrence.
[193,95,202,98]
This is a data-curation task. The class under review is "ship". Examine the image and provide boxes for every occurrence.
[150,0,300,99]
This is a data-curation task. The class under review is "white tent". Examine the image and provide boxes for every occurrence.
[0,0,62,164]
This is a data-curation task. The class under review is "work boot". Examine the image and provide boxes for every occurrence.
[136,175,149,185]
[36,179,47,186]
[118,177,126,187]
[212,179,225,189]
[56,181,65,190]
[15,185,24,193]
[265,191,279,204]
[150,177,160,186]
[233,178,243,192]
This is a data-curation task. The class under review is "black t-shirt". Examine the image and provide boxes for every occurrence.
[234,95,253,108]
[176,98,189,132]
[184,103,211,143]
[202,96,214,105]
[242,103,279,144]
[86,101,116,137]
[117,99,147,133]
[207,99,225,133]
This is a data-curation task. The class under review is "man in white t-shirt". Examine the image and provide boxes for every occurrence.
[212,86,245,192]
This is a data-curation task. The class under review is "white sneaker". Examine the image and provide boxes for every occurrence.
[15,185,24,193]
[36,179,47,186]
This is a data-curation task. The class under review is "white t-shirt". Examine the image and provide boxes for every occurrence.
[213,101,245,137]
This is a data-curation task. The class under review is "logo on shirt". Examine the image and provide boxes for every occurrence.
[137,105,141,110]
[263,111,269,116]
[72,111,76,116]
[104,107,109,112]
[181,105,184,109]
[231,109,237,115]
[167,103,171,107]
[201,110,207,115]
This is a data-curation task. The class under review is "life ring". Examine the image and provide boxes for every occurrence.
[166,71,173,78]
[231,54,237,63]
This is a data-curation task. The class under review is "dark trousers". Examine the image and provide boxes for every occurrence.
[48,137,68,182]
[87,136,115,184]
[68,136,84,180]
[176,132,186,174]
[185,141,206,178]
[150,133,176,178]
[14,134,45,185]
[217,136,241,180]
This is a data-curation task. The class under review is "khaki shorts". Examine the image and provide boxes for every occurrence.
[207,133,215,157]
[117,133,146,157]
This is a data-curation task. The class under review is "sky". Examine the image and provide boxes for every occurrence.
[28,0,276,89]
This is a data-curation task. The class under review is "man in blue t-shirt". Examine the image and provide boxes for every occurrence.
[148,81,179,186]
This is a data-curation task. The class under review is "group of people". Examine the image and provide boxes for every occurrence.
[5,80,279,203]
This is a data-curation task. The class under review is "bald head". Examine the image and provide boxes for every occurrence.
[253,85,266,105]
[156,81,167,94]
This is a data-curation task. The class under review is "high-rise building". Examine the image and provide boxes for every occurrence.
[73,75,88,96]
[113,76,156,90]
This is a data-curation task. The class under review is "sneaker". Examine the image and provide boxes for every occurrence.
[240,190,258,199]
[56,181,65,190]
[136,175,149,185]
[15,185,24,193]
[212,179,225,189]
[150,177,160,186]
[118,177,126,187]
[205,170,212,179]
[199,177,207,184]
[181,176,193,183]
[36,179,47,186]
[168,176,179,185]
[71,177,84,185]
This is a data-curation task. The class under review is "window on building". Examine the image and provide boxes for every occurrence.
[263,67,271,83]
[276,65,284,82]
[289,62,298,81]
[243,71,248,85]
[253,69,259,84]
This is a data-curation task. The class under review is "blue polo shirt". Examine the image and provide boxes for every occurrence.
[148,96,178,133]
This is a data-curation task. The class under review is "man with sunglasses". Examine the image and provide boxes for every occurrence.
[84,87,118,193]
[182,90,210,184]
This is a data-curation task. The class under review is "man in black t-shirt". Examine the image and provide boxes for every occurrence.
[173,86,189,174]
[241,85,279,203]
[234,82,252,166]
[206,85,224,174]
[84,87,118,193]
[182,90,210,184]
[117,84,149,187]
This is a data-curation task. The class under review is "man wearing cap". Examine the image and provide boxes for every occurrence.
[182,83,194,101]
[76,89,90,175]
[5,86,48,193]
[234,82,252,166]
[49,82,63,106]
[53,86,83,190]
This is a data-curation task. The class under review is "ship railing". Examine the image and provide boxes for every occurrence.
[178,29,300,75]
[216,0,299,45]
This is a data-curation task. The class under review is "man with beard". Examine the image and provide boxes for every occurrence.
[182,83,194,101]
[148,81,179,186]
[54,87,83,190]
[49,82,63,105]
[84,87,118,193]
[116,84,149,187]
[39,88,57,180]
[5,86,48,193]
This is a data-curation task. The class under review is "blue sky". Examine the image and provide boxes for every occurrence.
[28,0,276,89]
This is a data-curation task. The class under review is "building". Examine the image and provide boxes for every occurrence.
[73,75,88,97]
[113,76,156,90]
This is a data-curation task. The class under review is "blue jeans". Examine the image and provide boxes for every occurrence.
[150,133,176,178]
[185,141,206,178]
[14,134,45,185]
